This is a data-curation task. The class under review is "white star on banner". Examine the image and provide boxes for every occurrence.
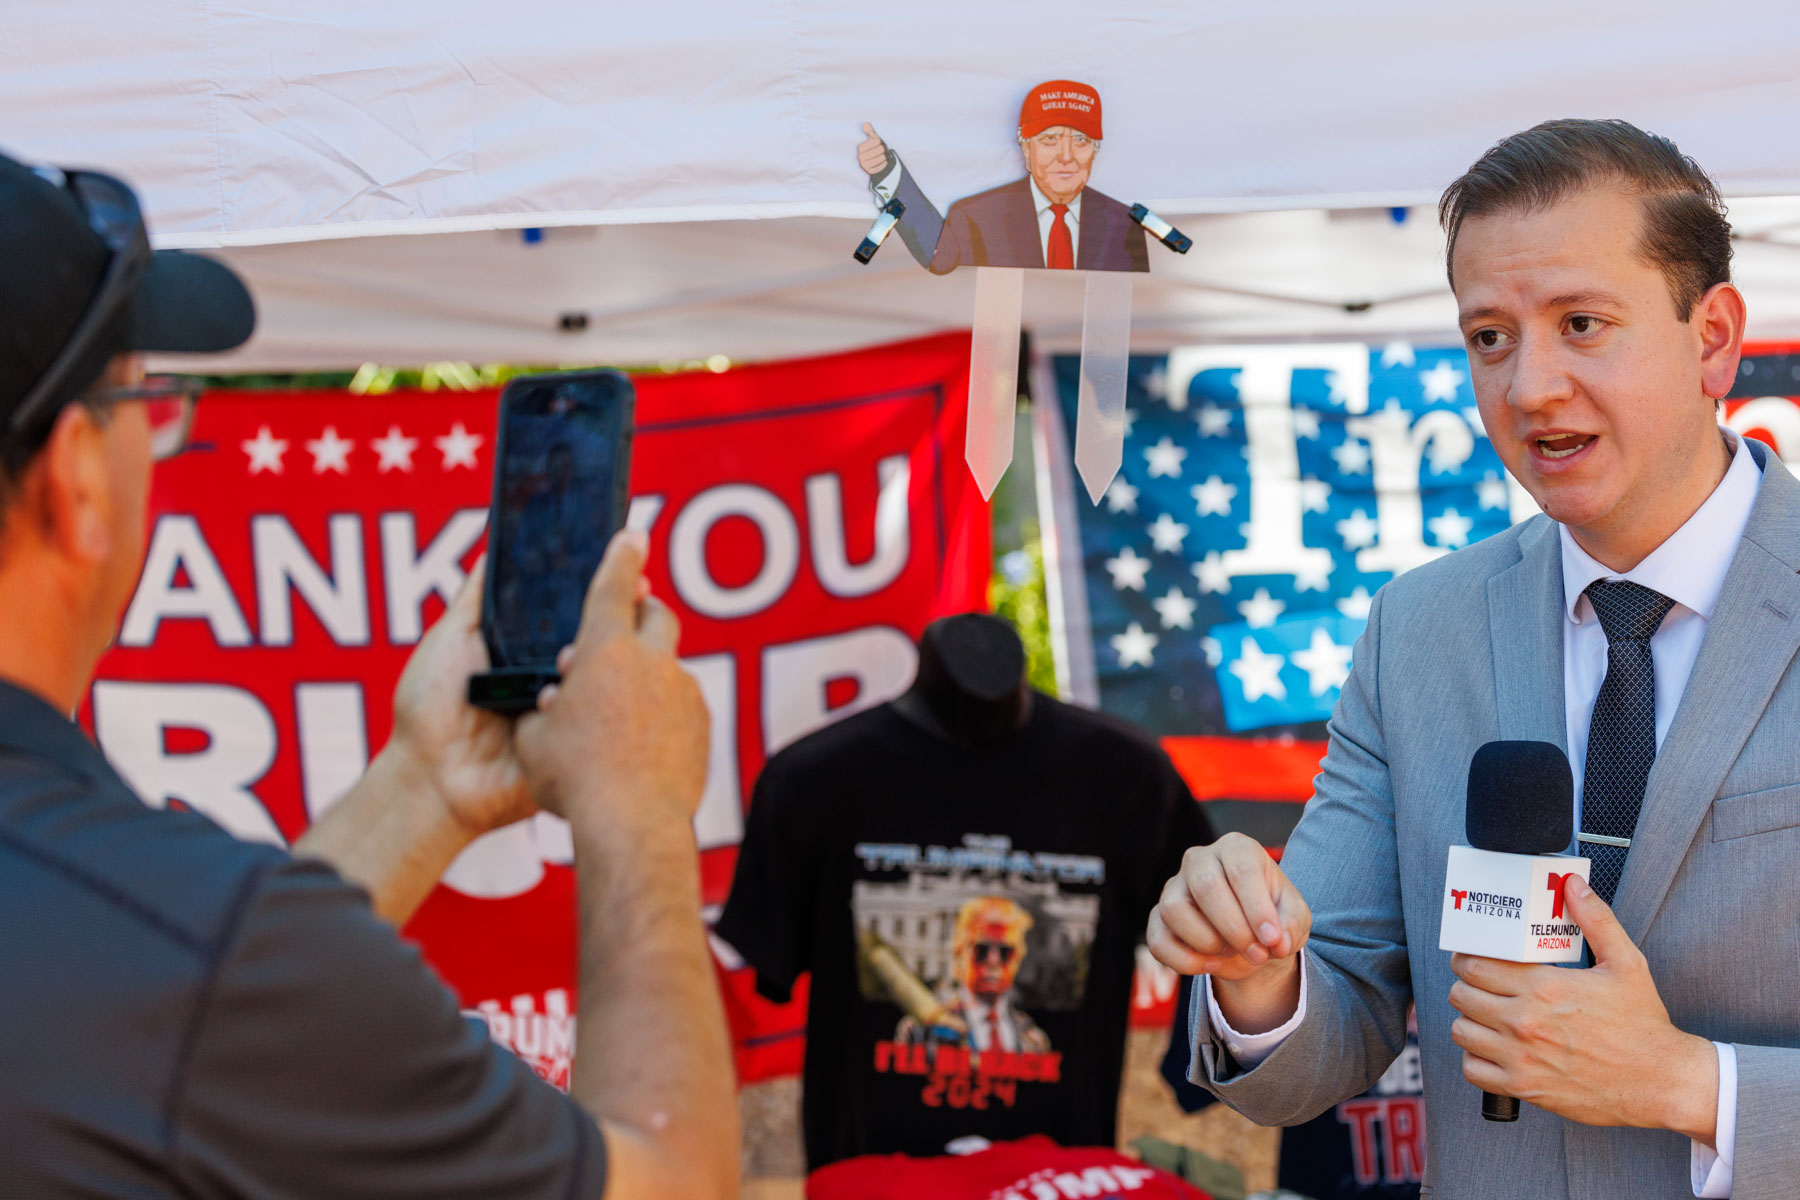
[1419,361,1466,404]
[1237,587,1286,629]
[1293,408,1321,440]
[1142,365,1169,401]
[1291,628,1354,696]
[1196,405,1233,438]
[1300,477,1332,513]
[1112,621,1159,668]
[305,426,354,475]
[1380,341,1417,368]
[1229,640,1288,702]
[1337,586,1375,620]
[1147,513,1190,554]
[1327,370,1369,415]
[241,426,289,475]
[1477,472,1509,511]
[1191,551,1231,595]
[1104,478,1140,515]
[1190,475,1237,517]
[1105,546,1152,592]
[1144,437,1187,479]
[1428,507,1475,548]
[371,425,419,473]
[1293,558,1334,593]
[436,423,483,471]
[1336,508,1379,550]
[1331,439,1372,475]
[1152,586,1198,631]
[1122,407,1138,440]
[1201,637,1223,668]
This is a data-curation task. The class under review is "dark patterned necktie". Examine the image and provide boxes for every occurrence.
[1047,203,1074,269]
[1580,579,1677,903]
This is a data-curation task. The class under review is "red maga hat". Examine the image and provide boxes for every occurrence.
[1018,80,1102,141]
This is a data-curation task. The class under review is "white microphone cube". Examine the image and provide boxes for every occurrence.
[1437,845,1592,963]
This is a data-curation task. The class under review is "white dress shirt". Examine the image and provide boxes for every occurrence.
[959,987,1020,1053]
[1026,176,1081,267]
[1203,429,1761,1197]
[868,160,1081,267]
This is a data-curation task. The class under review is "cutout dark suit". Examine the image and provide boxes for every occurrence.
[880,158,1148,274]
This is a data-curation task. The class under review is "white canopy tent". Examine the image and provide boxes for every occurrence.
[9,0,1800,368]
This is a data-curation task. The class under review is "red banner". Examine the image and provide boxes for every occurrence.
[82,331,989,1085]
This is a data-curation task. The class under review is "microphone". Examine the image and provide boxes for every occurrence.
[853,198,905,264]
[1439,740,1588,1124]
[1128,203,1192,254]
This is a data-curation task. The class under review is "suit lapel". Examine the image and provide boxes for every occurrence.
[1487,516,1569,756]
[1005,179,1045,269]
[1615,447,1800,937]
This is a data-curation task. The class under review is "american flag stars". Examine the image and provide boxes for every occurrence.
[1068,346,1513,735]
[238,421,484,476]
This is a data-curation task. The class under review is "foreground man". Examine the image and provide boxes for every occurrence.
[1151,120,1800,1198]
[0,152,736,1198]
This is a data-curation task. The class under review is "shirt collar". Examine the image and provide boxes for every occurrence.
[1559,428,1763,625]
[1028,176,1081,222]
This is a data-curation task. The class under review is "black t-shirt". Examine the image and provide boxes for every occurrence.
[717,695,1212,1169]
[0,682,606,1197]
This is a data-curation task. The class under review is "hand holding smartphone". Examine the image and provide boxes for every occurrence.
[469,370,635,714]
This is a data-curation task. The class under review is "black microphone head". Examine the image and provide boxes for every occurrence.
[1466,740,1573,854]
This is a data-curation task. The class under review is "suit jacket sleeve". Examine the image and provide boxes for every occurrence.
[1728,1045,1800,1198]
[878,156,949,273]
[1187,584,1414,1125]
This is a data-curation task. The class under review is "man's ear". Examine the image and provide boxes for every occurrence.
[30,404,116,565]
[1696,281,1747,402]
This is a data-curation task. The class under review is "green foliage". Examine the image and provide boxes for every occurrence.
[989,521,1060,697]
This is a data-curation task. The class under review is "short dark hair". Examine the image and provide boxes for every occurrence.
[1439,118,1732,320]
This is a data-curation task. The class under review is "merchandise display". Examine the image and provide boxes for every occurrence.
[718,614,1212,1167]
[805,1135,1215,1199]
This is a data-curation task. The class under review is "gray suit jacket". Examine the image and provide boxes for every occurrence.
[1190,437,1800,1199]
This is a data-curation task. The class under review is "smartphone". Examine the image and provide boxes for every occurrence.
[468,369,635,714]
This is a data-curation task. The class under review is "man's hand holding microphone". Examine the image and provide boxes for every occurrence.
[1147,832,1312,1035]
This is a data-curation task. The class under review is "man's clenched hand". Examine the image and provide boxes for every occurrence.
[1147,832,1312,1033]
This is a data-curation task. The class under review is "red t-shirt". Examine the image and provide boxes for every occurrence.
[806,1136,1212,1200]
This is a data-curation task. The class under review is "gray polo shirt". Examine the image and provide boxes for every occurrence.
[0,681,606,1196]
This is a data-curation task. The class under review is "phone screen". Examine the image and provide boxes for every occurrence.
[484,371,634,668]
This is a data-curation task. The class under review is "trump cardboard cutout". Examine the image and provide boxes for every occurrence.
[858,80,1150,274]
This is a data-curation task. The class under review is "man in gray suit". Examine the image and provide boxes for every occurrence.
[1149,119,1800,1198]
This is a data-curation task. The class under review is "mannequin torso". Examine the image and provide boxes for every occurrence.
[890,613,1033,745]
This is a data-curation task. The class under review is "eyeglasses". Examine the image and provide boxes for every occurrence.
[10,169,151,447]
[85,375,201,461]
[971,940,1018,965]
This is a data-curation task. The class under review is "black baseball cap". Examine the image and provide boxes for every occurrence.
[0,150,255,452]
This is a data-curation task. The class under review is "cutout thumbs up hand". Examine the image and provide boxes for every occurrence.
[857,123,890,177]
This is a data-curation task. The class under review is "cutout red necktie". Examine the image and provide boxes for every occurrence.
[1047,203,1073,269]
